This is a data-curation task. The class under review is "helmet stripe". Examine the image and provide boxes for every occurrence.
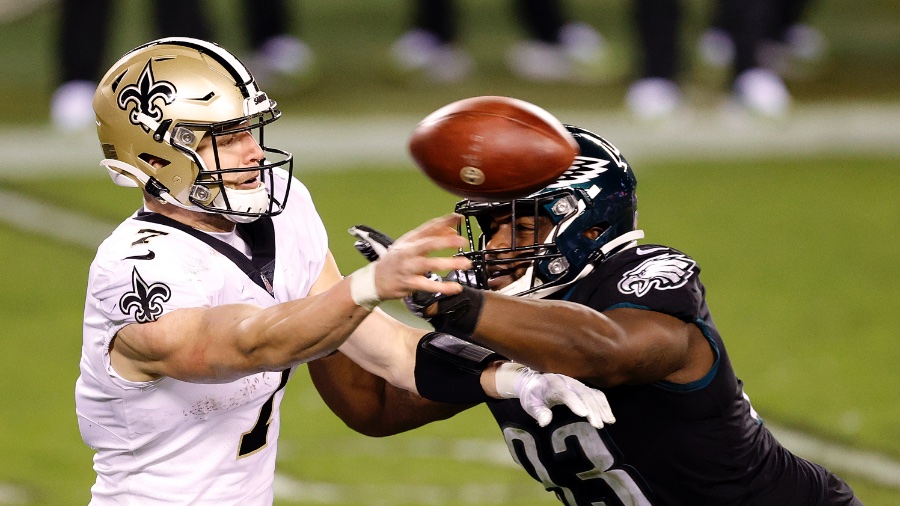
[130,37,258,97]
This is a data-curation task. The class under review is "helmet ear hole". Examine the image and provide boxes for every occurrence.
[583,222,609,241]
[138,153,170,168]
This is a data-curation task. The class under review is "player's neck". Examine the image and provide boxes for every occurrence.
[143,197,236,233]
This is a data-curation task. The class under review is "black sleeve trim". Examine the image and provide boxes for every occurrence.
[414,332,503,404]
[429,286,485,336]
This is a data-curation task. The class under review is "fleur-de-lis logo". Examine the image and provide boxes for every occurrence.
[117,61,176,132]
[119,267,172,322]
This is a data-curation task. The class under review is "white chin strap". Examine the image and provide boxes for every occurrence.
[498,229,645,299]
[216,184,270,224]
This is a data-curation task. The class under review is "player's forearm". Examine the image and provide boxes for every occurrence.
[309,351,466,437]
[472,293,628,383]
[336,311,422,393]
[473,297,693,386]
[235,277,372,372]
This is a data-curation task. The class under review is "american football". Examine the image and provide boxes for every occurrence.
[408,96,579,201]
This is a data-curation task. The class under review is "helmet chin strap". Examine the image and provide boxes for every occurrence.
[102,158,266,222]
[498,229,645,299]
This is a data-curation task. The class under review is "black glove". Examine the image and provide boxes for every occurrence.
[404,268,476,318]
[348,225,394,262]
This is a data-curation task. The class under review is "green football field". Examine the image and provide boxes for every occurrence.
[0,0,898,505]
[2,158,898,505]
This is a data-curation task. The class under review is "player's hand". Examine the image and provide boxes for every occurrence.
[495,362,615,429]
[349,223,473,318]
[352,215,471,301]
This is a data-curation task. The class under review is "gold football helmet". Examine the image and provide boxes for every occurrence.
[93,37,293,222]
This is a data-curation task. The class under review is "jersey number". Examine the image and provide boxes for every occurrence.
[503,422,651,506]
[238,369,290,458]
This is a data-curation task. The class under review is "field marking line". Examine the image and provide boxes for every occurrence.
[272,429,900,501]
[0,188,115,250]
[0,484,28,505]
[768,423,900,488]
[1,102,899,179]
[0,0,52,22]
[273,473,539,505]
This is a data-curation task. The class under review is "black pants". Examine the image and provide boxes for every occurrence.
[58,0,211,82]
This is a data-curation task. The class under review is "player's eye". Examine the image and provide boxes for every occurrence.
[515,218,536,232]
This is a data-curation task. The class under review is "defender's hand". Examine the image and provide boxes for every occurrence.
[349,224,394,262]
[403,268,476,319]
[495,362,615,429]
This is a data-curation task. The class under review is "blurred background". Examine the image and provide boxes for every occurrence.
[0,0,897,505]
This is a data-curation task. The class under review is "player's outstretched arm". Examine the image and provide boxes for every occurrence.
[109,215,471,384]
[348,222,710,388]
[309,345,614,437]
[312,296,614,435]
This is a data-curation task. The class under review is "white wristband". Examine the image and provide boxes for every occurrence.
[349,263,381,311]
[494,362,529,399]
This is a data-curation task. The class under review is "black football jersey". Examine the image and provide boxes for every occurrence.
[486,244,859,505]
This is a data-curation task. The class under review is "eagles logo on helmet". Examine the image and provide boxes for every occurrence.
[93,37,294,223]
[455,125,645,298]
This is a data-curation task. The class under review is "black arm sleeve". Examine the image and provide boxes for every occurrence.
[414,332,504,404]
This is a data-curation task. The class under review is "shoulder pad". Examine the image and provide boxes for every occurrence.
[573,245,706,321]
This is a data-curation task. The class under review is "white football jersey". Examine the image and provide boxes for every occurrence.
[76,170,328,504]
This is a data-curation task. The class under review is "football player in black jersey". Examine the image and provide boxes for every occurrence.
[310,124,861,505]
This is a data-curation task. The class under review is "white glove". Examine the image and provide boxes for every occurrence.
[494,362,615,429]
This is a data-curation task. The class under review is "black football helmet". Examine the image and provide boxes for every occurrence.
[455,125,644,298]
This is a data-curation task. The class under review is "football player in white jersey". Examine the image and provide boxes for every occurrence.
[76,37,614,505]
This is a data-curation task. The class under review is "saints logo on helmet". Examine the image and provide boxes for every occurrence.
[117,62,176,132]
[93,37,294,223]
[455,125,645,298]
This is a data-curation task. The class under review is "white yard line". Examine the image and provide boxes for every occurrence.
[0,188,114,249]
[768,423,900,488]
[3,424,898,505]
[1,102,899,178]
[0,484,28,505]
[271,429,900,503]
[0,0,52,23]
